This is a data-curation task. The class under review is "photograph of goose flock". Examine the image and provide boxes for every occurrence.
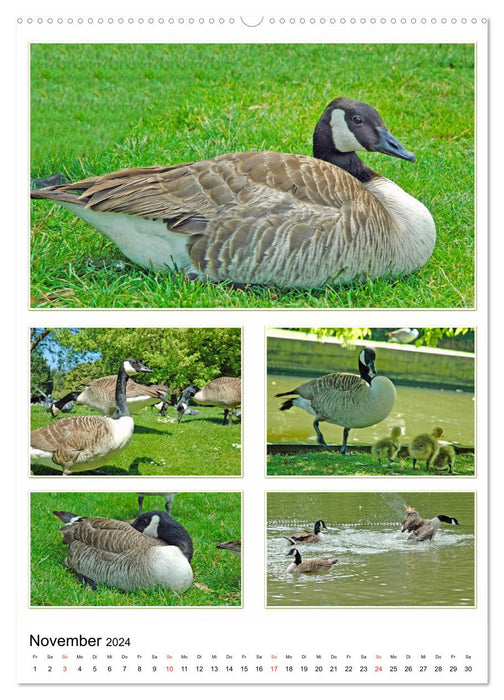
[30,491,242,607]
[30,327,242,476]
[266,491,474,607]
[267,328,475,476]
[30,43,474,309]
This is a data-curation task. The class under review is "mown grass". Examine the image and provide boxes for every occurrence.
[30,404,242,477]
[30,43,475,308]
[30,492,241,606]
[267,450,475,477]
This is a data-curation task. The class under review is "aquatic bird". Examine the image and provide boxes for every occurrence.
[276,348,396,453]
[30,359,152,474]
[286,548,338,573]
[177,377,241,425]
[216,541,241,555]
[283,520,328,544]
[371,425,402,465]
[137,492,179,516]
[433,444,456,475]
[401,507,460,541]
[53,510,193,591]
[386,328,419,344]
[51,375,167,417]
[30,98,435,289]
[409,426,444,469]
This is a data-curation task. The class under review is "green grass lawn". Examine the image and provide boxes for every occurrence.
[30,43,474,308]
[30,492,241,606]
[267,449,475,477]
[30,405,242,476]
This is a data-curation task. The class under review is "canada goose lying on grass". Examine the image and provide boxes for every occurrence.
[51,375,167,417]
[286,548,338,573]
[177,377,241,425]
[137,492,179,516]
[30,358,152,474]
[371,426,402,465]
[276,348,396,454]
[401,507,460,541]
[216,541,241,555]
[433,444,456,475]
[53,510,193,592]
[386,328,419,344]
[31,98,435,289]
[409,426,444,470]
[284,519,328,545]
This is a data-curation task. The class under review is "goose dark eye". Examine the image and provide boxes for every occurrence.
[352,115,363,125]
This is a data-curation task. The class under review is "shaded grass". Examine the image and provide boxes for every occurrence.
[267,450,475,477]
[30,492,241,606]
[30,405,242,477]
[30,43,475,309]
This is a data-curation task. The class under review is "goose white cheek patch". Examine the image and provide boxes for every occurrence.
[330,108,366,152]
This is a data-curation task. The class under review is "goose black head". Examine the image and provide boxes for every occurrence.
[122,358,153,376]
[358,347,377,382]
[176,385,200,421]
[131,510,194,562]
[314,97,415,163]
[437,515,460,526]
[314,519,328,533]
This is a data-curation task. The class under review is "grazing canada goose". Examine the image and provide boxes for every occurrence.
[51,375,167,417]
[409,426,444,470]
[386,328,419,344]
[371,426,402,465]
[286,548,338,573]
[276,348,396,454]
[284,519,328,545]
[30,358,152,474]
[30,98,435,289]
[433,444,456,475]
[137,492,179,516]
[177,377,241,425]
[400,507,460,541]
[216,541,241,555]
[53,510,193,591]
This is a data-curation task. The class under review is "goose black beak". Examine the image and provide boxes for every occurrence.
[372,127,416,162]
[140,364,154,373]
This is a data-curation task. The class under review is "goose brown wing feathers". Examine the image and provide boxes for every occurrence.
[31,416,112,465]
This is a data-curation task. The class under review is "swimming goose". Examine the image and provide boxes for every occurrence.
[401,508,460,541]
[286,548,338,573]
[30,98,435,289]
[409,426,444,470]
[283,519,328,544]
[30,358,152,474]
[177,377,241,425]
[53,510,193,591]
[371,425,402,465]
[51,375,168,417]
[137,492,179,516]
[433,444,456,474]
[216,541,241,555]
[276,348,396,453]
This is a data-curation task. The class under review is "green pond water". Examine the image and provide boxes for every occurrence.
[266,492,475,607]
[268,375,475,448]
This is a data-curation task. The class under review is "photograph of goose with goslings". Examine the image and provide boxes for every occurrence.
[30,43,474,309]
[30,327,242,477]
[267,328,475,476]
[30,492,242,607]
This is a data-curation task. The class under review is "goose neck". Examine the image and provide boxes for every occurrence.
[112,365,131,419]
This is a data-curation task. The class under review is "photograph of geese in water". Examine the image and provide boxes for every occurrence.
[30,43,474,309]
[30,327,242,476]
[266,492,474,607]
[267,328,474,476]
[30,492,241,607]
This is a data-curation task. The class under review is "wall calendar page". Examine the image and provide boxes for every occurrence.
[9,2,500,697]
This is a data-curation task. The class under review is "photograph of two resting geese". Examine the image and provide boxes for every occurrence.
[31,97,436,293]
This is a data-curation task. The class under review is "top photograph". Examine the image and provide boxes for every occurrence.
[30,42,475,309]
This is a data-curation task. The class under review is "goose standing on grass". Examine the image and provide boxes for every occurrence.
[30,98,435,289]
[276,348,396,454]
[433,444,456,475]
[401,507,460,541]
[286,548,338,573]
[30,358,152,474]
[284,520,328,545]
[409,426,444,470]
[51,375,167,417]
[137,492,179,516]
[53,510,193,592]
[371,426,402,465]
[177,377,241,425]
